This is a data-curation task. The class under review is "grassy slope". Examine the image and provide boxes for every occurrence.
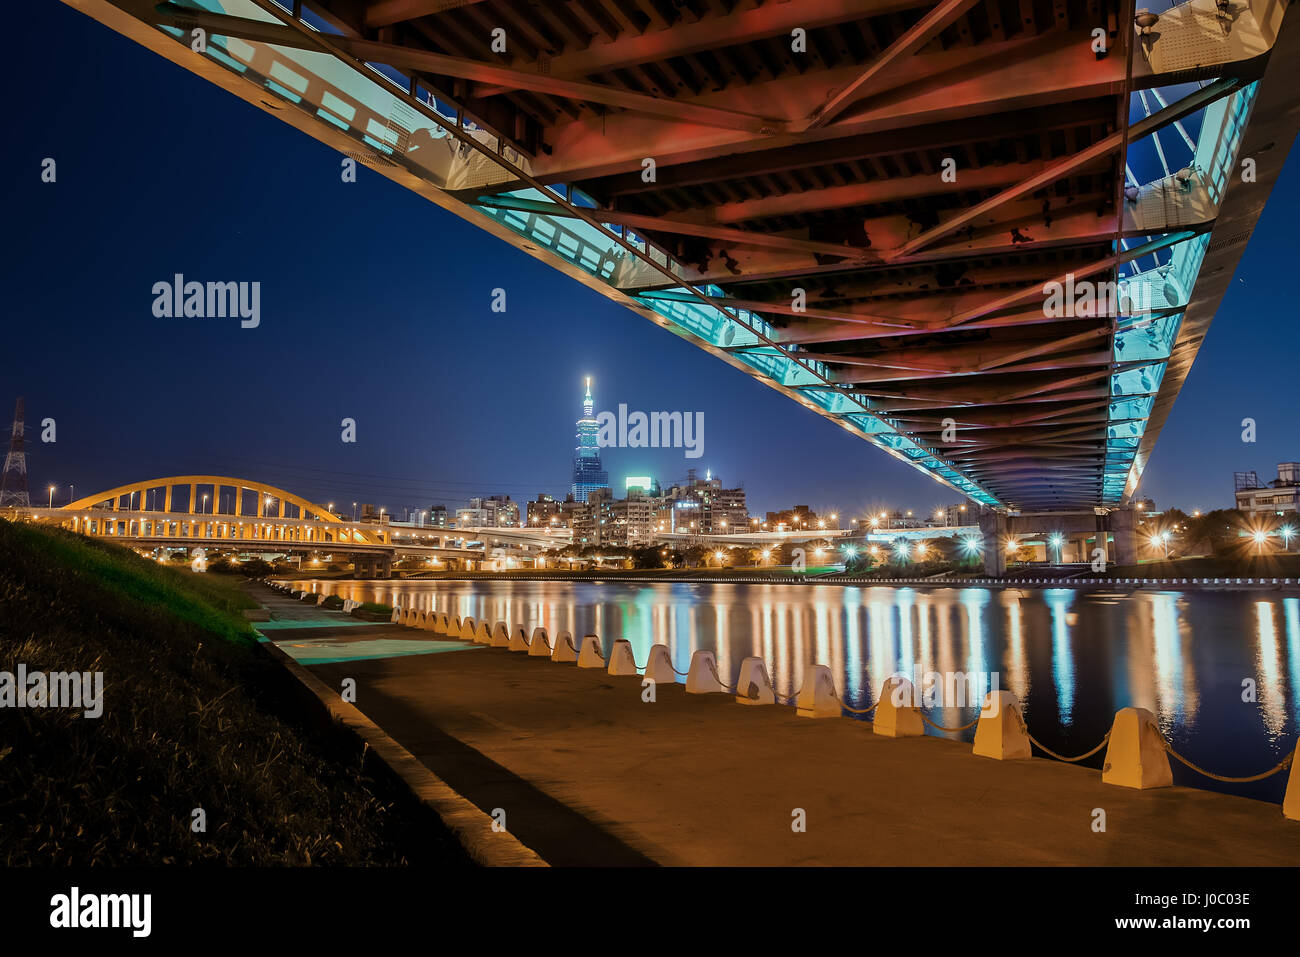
[0,520,465,866]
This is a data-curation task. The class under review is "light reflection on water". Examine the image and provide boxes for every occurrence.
[288,579,1300,803]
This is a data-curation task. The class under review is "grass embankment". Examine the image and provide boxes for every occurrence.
[0,519,467,866]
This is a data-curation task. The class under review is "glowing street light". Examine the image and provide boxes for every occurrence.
[48,485,55,508]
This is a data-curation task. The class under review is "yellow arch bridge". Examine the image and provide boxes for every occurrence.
[9,475,508,577]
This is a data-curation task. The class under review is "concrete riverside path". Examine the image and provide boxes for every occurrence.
[255,591,1300,866]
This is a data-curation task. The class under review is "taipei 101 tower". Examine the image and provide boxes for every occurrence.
[570,377,609,503]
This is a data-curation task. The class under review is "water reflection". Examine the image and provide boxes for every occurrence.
[288,579,1300,802]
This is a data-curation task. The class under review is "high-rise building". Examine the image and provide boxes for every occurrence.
[663,469,747,533]
[456,495,519,528]
[571,377,609,503]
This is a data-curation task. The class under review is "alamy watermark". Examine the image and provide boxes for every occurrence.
[890,663,1001,713]
[596,404,704,458]
[0,665,104,718]
[1041,273,1156,318]
[151,274,260,328]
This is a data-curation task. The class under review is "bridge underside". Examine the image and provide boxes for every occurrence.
[64,0,1300,511]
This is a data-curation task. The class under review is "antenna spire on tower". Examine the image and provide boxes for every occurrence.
[0,397,31,508]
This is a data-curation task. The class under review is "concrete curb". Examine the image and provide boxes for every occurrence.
[257,631,548,867]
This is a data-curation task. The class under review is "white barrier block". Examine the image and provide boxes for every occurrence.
[607,639,639,676]
[551,631,579,663]
[1102,707,1172,789]
[491,621,511,648]
[873,676,924,737]
[643,645,676,684]
[528,627,552,657]
[685,651,726,694]
[474,621,492,645]
[735,656,775,705]
[576,634,605,669]
[390,606,401,623]
[508,626,530,652]
[972,691,1031,760]
[795,665,841,718]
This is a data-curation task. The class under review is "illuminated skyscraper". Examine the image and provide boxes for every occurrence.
[571,377,609,503]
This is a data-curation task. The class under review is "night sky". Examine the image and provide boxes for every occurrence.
[3,3,1297,519]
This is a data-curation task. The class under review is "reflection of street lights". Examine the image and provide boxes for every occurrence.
[202,494,209,514]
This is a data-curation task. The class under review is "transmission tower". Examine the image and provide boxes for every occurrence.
[0,397,31,508]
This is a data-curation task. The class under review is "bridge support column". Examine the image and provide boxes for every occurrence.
[378,555,392,579]
[979,510,1007,577]
[1111,507,1137,568]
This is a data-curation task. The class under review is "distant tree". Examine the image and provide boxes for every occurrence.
[1184,509,1247,557]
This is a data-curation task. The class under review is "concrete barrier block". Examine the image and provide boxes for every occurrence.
[458,617,475,640]
[643,644,676,684]
[1101,707,1173,789]
[1284,749,1299,822]
[428,612,445,635]
[508,625,530,652]
[972,691,1032,760]
[528,627,552,657]
[735,656,775,705]
[607,639,639,676]
[576,634,605,669]
[420,611,438,631]
[686,650,727,694]
[491,621,511,648]
[390,606,401,623]
[795,665,841,718]
[316,594,326,606]
[873,676,924,737]
[474,621,493,645]
[551,630,578,663]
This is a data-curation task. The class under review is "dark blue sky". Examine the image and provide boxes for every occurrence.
[2,3,1296,518]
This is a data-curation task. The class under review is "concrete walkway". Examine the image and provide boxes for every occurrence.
[258,594,1300,866]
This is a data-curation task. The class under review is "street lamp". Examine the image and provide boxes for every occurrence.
[48,485,55,508]
[202,493,209,514]
[1050,533,1064,563]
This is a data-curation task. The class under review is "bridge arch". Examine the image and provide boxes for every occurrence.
[65,475,342,523]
